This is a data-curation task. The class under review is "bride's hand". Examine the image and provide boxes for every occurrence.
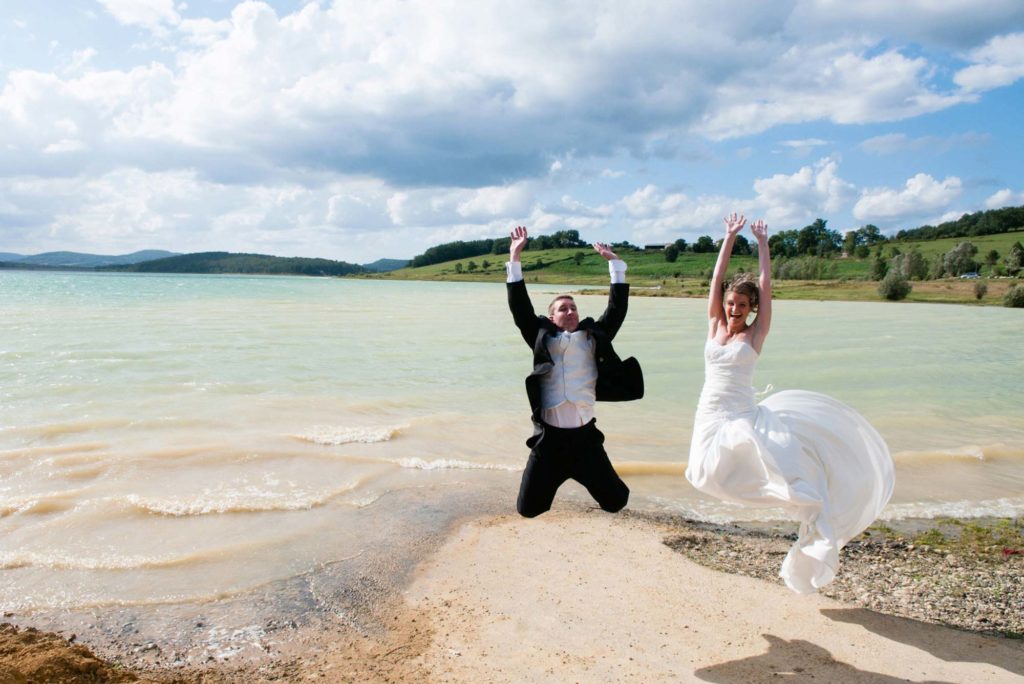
[724,213,746,236]
[750,219,768,242]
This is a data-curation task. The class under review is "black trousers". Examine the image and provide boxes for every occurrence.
[516,419,629,518]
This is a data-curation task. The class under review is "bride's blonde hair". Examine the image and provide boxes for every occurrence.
[725,272,759,311]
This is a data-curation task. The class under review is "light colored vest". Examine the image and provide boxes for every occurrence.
[540,330,597,426]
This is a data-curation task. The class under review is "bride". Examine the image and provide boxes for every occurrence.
[686,213,895,593]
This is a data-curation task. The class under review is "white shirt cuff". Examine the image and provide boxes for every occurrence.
[609,259,627,284]
[506,261,523,283]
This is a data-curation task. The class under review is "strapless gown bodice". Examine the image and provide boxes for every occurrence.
[686,337,895,594]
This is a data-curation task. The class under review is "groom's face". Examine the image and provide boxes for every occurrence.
[549,296,580,332]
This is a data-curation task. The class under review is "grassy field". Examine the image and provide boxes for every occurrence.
[363,230,1024,306]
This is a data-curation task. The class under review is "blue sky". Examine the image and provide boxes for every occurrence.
[1,1,1023,262]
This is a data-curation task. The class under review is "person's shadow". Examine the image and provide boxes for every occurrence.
[822,608,1024,677]
[694,634,951,683]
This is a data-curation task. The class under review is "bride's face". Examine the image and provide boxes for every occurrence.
[724,292,752,330]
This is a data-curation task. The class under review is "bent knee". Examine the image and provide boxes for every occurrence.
[600,490,629,513]
[517,503,549,518]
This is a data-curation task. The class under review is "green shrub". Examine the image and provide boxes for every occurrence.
[1004,283,1024,308]
[878,270,912,300]
[973,281,987,300]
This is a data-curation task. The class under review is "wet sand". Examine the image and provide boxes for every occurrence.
[3,509,1022,683]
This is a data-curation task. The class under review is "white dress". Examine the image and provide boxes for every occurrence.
[686,337,895,594]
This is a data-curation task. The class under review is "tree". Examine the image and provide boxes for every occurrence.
[1005,241,1024,276]
[984,249,1000,267]
[673,238,688,252]
[664,244,680,262]
[892,249,929,280]
[573,251,585,265]
[693,235,716,253]
[869,254,887,280]
[796,218,840,256]
[856,224,885,246]
[974,281,987,300]
[843,230,858,255]
[454,262,463,273]
[467,260,478,272]
[481,259,491,269]
[732,235,752,256]
[768,229,799,257]
[942,241,979,277]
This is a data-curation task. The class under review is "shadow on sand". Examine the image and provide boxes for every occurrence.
[822,608,1024,677]
[693,634,951,684]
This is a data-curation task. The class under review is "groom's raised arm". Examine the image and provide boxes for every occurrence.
[594,242,629,339]
[506,225,541,346]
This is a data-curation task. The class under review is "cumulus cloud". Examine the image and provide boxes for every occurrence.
[699,45,969,139]
[853,173,963,222]
[1,1,1021,260]
[955,32,1024,91]
[985,188,1024,209]
[752,157,856,226]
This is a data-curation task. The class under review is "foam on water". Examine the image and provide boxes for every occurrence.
[394,457,520,471]
[292,424,406,445]
[121,480,364,516]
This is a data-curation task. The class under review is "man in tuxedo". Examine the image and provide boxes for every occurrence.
[505,225,644,517]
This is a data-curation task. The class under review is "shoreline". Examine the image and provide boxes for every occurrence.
[2,509,1021,682]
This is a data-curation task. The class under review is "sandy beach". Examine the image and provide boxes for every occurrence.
[3,508,1022,683]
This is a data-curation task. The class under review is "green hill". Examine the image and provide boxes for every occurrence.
[367,230,1024,306]
[106,252,364,276]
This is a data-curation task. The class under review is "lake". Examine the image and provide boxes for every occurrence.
[1,270,1022,613]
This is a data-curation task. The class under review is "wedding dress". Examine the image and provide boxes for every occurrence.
[686,337,895,594]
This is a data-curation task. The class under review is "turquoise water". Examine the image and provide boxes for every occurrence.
[1,270,1022,611]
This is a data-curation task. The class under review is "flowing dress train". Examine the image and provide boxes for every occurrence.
[686,338,895,594]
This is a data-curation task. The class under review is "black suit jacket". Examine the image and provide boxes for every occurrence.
[507,279,644,446]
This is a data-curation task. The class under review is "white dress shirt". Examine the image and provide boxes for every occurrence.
[507,256,627,427]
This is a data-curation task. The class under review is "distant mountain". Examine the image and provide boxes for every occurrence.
[362,258,409,272]
[5,250,179,268]
[0,252,24,261]
[107,251,365,276]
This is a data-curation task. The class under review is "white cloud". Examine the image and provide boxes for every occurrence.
[752,157,856,226]
[853,173,963,222]
[860,131,989,155]
[2,1,1022,259]
[955,32,1024,91]
[778,136,827,153]
[700,45,970,140]
[98,0,180,30]
[985,188,1024,209]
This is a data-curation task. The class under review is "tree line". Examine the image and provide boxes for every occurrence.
[409,230,588,267]
[106,252,365,276]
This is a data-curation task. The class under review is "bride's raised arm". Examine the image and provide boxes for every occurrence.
[708,213,746,331]
[749,219,772,347]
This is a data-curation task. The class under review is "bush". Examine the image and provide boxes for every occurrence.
[878,270,912,300]
[1004,284,1024,308]
[973,281,987,300]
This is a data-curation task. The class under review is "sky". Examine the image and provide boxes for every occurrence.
[1,1,1023,263]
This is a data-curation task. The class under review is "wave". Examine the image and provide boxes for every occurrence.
[0,491,84,517]
[292,424,406,445]
[892,443,1023,463]
[881,497,1024,520]
[394,457,520,471]
[122,482,361,516]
